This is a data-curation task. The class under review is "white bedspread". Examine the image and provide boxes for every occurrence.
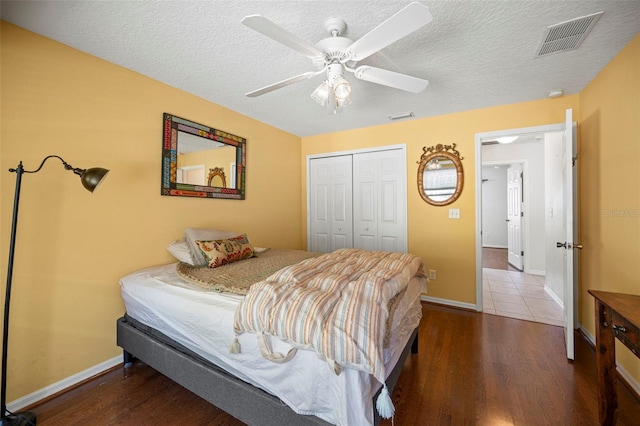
[120,262,423,426]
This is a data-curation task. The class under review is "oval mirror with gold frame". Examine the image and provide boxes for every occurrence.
[417,143,464,206]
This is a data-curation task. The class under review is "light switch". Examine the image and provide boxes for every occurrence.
[449,208,460,219]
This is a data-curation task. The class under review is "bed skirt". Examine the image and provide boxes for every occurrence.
[116,314,418,426]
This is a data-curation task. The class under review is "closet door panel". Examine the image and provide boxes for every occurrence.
[378,152,406,252]
[354,180,376,249]
[353,155,377,250]
[378,180,401,251]
[353,150,407,252]
[312,183,330,252]
[309,156,353,252]
[331,181,352,250]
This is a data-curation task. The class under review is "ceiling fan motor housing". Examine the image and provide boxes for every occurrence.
[314,35,354,67]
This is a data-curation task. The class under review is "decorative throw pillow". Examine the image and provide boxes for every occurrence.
[184,227,240,266]
[196,234,255,268]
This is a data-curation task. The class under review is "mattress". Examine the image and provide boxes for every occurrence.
[119,262,423,426]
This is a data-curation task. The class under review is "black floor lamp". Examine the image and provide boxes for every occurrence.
[1,155,109,426]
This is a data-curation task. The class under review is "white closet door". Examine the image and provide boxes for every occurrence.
[353,149,407,253]
[309,155,353,253]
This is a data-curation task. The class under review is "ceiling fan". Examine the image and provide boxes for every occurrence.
[242,2,433,109]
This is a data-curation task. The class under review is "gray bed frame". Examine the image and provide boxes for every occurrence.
[116,315,418,426]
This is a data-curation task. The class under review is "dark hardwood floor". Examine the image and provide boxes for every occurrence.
[482,247,520,271]
[25,303,640,425]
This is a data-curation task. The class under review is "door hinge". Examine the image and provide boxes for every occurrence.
[572,153,579,167]
[521,211,524,217]
[521,251,524,256]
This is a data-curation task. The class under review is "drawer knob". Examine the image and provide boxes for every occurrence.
[612,325,626,333]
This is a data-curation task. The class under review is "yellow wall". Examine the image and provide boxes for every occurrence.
[0,22,302,401]
[301,96,579,303]
[579,34,640,383]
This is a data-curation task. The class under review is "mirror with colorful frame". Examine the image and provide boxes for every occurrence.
[161,113,246,199]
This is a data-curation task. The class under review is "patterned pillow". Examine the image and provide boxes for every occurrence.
[184,228,241,266]
[196,234,255,268]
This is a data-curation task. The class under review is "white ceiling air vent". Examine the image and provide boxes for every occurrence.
[536,11,603,57]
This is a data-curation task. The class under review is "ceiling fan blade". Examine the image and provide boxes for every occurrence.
[347,2,433,62]
[242,15,324,59]
[245,72,317,97]
[354,66,428,93]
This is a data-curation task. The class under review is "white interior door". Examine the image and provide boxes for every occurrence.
[507,164,524,270]
[559,108,578,360]
[309,155,353,253]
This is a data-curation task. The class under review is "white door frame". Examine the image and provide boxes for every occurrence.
[475,124,564,313]
[306,144,408,253]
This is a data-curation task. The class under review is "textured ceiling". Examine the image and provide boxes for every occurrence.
[2,1,639,137]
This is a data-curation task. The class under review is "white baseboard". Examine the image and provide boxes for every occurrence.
[527,269,546,276]
[421,295,479,311]
[482,245,507,249]
[579,326,640,398]
[544,286,564,309]
[580,324,595,346]
[7,355,121,412]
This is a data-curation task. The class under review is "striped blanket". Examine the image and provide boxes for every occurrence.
[232,248,424,416]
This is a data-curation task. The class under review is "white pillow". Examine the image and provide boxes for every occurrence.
[184,227,241,266]
[167,239,193,264]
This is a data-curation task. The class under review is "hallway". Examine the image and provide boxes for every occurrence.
[482,248,564,326]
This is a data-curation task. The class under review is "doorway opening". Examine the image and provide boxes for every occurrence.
[475,125,565,326]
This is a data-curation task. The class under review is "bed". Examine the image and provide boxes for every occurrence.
[116,230,425,426]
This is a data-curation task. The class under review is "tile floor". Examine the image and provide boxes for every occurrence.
[482,268,565,326]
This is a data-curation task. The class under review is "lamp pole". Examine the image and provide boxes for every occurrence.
[1,157,108,426]
[1,163,33,426]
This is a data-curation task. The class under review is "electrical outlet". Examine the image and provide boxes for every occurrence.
[429,269,436,280]
[448,208,460,219]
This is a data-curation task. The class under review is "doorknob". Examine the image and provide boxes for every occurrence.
[557,242,583,249]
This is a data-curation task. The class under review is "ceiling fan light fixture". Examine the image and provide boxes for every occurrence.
[496,136,519,144]
[426,157,441,170]
[333,75,351,100]
[311,80,331,106]
[336,95,351,109]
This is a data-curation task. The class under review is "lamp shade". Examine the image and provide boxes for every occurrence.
[80,167,109,192]
[311,80,331,106]
[333,76,351,100]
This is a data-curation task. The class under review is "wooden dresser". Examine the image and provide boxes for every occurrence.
[588,290,640,425]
